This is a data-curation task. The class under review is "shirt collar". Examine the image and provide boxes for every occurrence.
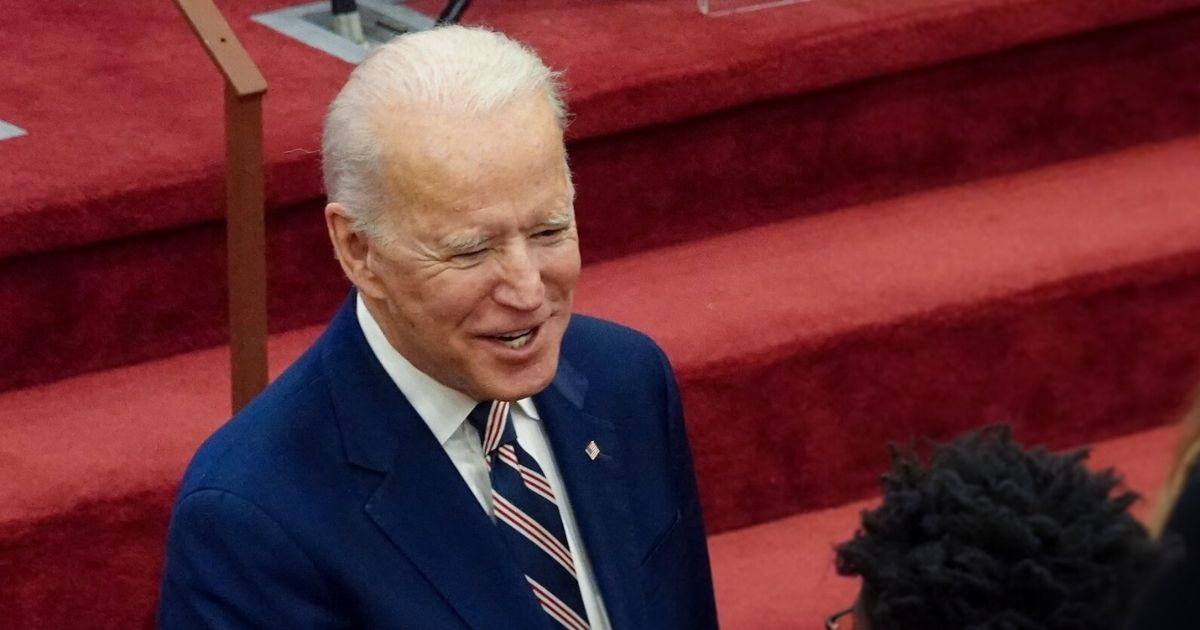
[356,295,539,445]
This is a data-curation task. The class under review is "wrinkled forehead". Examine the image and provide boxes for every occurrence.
[381,100,568,211]
[368,100,572,235]
[378,93,566,197]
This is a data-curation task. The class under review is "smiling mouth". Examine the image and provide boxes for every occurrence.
[492,327,537,349]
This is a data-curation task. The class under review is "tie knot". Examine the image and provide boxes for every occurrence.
[468,400,515,454]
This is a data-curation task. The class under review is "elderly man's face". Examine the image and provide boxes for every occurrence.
[355,92,579,402]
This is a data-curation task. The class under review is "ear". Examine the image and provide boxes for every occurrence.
[325,202,388,300]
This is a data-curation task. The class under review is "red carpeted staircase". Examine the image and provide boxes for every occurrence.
[3,0,1200,627]
[6,0,1200,393]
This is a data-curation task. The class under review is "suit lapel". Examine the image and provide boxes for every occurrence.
[535,359,647,630]
[363,432,548,630]
[320,293,547,630]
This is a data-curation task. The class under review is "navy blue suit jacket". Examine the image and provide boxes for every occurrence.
[158,293,717,629]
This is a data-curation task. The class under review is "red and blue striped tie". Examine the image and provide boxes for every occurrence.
[468,401,591,630]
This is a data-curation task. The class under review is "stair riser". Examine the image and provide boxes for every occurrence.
[0,489,168,630]
[685,260,1200,533]
[569,11,1200,262]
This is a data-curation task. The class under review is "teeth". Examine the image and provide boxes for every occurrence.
[498,329,532,349]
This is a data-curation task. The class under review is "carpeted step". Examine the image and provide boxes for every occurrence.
[583,134,1200,532]
[5,0,1200,392]
[710,424,1177,629]
[2,135,1199,626]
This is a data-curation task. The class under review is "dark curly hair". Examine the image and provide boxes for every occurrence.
[835,425,1160,630]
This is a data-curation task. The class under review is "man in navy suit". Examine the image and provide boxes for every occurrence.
[157,25,717,629]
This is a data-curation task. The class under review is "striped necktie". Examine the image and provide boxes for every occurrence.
[468,400,591,630]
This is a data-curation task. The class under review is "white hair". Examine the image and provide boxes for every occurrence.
[322,26,567,240]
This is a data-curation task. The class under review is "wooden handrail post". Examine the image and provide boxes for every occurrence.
[176,0,269,413]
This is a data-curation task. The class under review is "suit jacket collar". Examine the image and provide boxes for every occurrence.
[319,293,645,629]
[319,292,407,473]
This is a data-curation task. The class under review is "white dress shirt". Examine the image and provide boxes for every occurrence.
[357,296,611,629]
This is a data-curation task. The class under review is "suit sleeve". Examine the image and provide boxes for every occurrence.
[158,488,345,629]
[656,346,719,629]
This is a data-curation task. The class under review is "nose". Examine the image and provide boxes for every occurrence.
[493,242,545,311]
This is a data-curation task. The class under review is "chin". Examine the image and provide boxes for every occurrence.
[484,361,558,402]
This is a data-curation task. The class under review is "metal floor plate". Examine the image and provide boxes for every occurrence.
[252,0,435,64]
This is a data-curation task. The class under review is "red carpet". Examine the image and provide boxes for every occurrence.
[3,134,1200,624]
[4,0,1200,626]
[6,0,1198,253]
[4,1,1200,391]
[4,135,1199,529]
[588,135,1200,530]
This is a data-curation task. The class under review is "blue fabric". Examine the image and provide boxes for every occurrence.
[157,291,718,629]
[467,402,587,629]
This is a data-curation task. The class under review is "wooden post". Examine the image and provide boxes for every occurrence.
[176,0,269,413]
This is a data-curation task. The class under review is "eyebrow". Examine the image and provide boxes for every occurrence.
[541,210,574,229]
[441,232,489,253]
[439,207,574,253]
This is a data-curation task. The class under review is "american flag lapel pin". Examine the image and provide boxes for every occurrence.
[585,440,601,461]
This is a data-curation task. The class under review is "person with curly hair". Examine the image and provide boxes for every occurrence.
[828,425,1160,630]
